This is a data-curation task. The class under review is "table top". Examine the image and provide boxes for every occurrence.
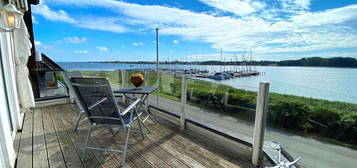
[114,86,158,94]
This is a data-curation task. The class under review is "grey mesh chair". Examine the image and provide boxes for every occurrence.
[63,71,122,132]
[69,77,145,166]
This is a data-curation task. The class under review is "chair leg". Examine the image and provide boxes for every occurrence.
[105,125,115,137]
[120,126,131,167]
[148,113,157,125]
[73,111,84,132]
[82,124,95,160]
[136,114,145,139]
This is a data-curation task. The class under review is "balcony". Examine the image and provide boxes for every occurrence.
[14,103,253,168]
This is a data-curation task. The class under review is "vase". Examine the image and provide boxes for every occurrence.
[130,74,144,88]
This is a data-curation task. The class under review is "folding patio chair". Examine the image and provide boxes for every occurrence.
[69,77,146,166]
[63,71,122,132]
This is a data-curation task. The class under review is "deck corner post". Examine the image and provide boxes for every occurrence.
[121,70,126,102]
[180,75,187,130]
[224,88,229,106]
[252,82,270,167]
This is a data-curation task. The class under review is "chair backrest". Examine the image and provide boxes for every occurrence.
[62,71,85,110]
[67,71,82,77]
[69,77,124,124]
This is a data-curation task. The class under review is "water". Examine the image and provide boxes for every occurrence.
[58,62,357,103]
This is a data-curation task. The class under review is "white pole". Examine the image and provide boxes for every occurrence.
[180,75,187,130]
[156,28,159,105]
[252,82,270,166]
[121,70,126,103]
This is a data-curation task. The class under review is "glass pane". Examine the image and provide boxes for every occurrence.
[186,75,259,141]
[265,82,357,168]
[39,71,69,98]
[149,71,182,113]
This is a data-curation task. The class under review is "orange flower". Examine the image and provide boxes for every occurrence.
[137,73,143,78]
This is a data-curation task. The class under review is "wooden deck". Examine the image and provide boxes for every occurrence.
[13,103,252,168]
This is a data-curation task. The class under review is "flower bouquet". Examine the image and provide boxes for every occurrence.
[130,73,144,89]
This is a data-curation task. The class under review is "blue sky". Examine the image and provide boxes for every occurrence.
[32,0,357,62]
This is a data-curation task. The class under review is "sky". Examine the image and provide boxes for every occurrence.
[31,0,357,62]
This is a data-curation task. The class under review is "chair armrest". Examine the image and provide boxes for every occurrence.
[121,99,141,116]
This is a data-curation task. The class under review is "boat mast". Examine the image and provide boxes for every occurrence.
[220,48,223,72]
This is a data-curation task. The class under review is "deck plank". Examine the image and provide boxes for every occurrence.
[142,127,206,167]
[153,124,239,168]
[43,107,66,168]
[119,127,170,168]
[16,109,33,168]
[13,123,22,159]
[51,107,85,168]
[131,134,189,168]
[15,103,246,168]
[55,105,103,168]
[33,108,49,168]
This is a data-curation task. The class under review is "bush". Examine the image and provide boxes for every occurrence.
[269,100,309,130]
[229,94,255,108]
[308,107,341,136]
[338,113,357,144]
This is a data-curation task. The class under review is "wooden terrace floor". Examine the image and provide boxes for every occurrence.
[14,103,252,168]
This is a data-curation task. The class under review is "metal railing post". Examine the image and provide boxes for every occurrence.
[145,70,149,112]
[252,82,269,167]
[121,70,126,103]
[157,71,160,105]
[180,75,187,130]
[118,69,121,88]
[224,88,229,106]
[144,70,148,87]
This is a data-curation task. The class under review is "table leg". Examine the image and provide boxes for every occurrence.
[139,94,157,124]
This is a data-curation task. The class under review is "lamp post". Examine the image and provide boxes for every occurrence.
[156,28,159,105]
[0,4,22,32]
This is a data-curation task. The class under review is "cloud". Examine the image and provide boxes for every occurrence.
[34,41,54,51]
[132,42,143,46]
[63,36,87,43]
[199,0,266,16]
[76,17,127,33]
[74,50,89,54]
[279,0,311,11]
[96,46,108,52]
[34,41,42,46]
[32,4,76,23]
[41,0,357,59]
[172,40,179,44]
[32,1,126,34]
[32,16,39,24]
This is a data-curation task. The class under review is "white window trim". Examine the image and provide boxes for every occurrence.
[0,29,22,133]
[0,39,16,168]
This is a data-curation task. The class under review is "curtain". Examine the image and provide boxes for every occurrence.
[13,16,35,108]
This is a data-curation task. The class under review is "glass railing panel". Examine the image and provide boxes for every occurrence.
[185,75,259,142]
[149,71,182,113]
[77,70,121,90]
[38,71,69,98]
[264,82,357,168]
